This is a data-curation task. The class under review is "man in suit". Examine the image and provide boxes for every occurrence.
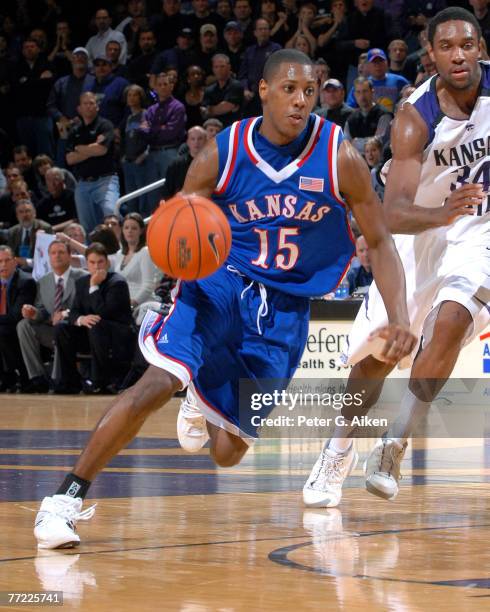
[54,242,136,394]
[17,240,87,392]
[0,245,37,391]
[8,200,53,268]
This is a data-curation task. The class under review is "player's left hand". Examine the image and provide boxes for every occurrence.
[369,324,417,365]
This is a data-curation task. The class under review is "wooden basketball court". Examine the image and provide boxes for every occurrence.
[1,394,490,610]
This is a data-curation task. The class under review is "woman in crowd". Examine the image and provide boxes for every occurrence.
[181,65,205,130]
[111,213,159,318]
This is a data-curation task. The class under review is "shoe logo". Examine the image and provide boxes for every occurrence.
[207,232,220,264]
[160,333,168,344]
[466,123,475,131]
[67,482,81,497]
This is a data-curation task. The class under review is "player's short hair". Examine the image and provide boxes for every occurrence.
[428,7,481,45]
[263,49,314,82]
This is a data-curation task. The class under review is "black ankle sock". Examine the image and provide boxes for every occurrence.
[56,473,91,499]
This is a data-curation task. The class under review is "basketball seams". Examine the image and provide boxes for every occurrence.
[166,201,188,277]
[187,197,202,278]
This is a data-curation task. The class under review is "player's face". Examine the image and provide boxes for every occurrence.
[429,20,481,90]
[260,62,317,143]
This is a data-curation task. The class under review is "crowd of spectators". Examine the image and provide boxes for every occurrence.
[0,0,487,392]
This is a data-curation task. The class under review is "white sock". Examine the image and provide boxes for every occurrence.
[388,388,431,445]
[328,437,353,454]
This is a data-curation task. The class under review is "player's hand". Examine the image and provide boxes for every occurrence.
[80,314,101,328]
[22,304,37,319]
[437,184,485,225]
[369,324,417,365]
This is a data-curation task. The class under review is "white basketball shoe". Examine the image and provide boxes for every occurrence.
[364,438,407,500]
[34,495,96,549]
[177,386,209,452]
[303,442,358,507]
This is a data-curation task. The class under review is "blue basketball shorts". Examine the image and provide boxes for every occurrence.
[138,265,310,440]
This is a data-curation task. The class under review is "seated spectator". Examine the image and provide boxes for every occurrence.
[348,235,373,296]
[0,245,37,391]
[344,77,392,154]
[53,242,136,393]
[162,126,207,199]
[8,200,53,267]
[57,222,88,268]
[89,225,121,255]
[119,84,151,216]
[363,136,383,169]
[187,0,225,38]
[13,146,41,202]
[346,48,409,113]
[17,240,87,392]
[201,54,243,127]
[387,39,414,81]
[414,48,437,85]
[314,79,353,129]
[36,168,77,232]
[103,215,122,242]
[233,0,255,46]
[0,167,23,230]
[203,117,223,140]
[33,155,77,199]
[112,213,159,314]
[364,136,385,199]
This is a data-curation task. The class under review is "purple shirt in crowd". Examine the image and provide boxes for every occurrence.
[138,96,187,148]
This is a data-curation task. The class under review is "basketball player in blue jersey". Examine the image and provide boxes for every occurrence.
[34,49,416,550]
[304,8,490,508]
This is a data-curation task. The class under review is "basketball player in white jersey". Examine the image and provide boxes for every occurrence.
[304,7,490,507]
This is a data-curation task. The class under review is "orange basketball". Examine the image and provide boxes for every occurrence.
[147,194,232,280]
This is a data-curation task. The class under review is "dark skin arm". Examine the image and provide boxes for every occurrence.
[338,140,417,364]
[383,103,483,234]
[181,138,219,196]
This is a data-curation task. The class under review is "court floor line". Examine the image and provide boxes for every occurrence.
[269,523,490,590]
[2,522,489,568]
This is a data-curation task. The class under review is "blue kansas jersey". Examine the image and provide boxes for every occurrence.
[213,114,355,297]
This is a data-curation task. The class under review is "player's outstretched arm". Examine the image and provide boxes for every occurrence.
[338,140,417,364]
[383,104,483,234]
[181,138,219,198]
